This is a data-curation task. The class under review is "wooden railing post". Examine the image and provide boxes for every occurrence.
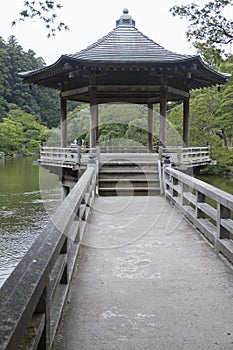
[196,191,206,219]
[77,145,81,164]
[181,183,190,206]
[172,176,178,198]
[35,287,50,350]
[217,204,231,239]
[177,144,182,165]
[60,238,68,284]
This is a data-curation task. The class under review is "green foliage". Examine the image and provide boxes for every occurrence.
[170,0,233,61]
[45,128,61,146]
[0,105,49,154]
[0,36,60,127]
[168,56,233,174]
[53,103,160,148]
[12,0,69,38]
[0,118,24,153]
[200,142,233,175]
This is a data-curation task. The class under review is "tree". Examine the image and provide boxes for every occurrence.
[0,117,24,153]
[167,55,233,174]
[12,0,69,38]
[0,36,60,127]
[0,104,50,154]
[170,0,233,62]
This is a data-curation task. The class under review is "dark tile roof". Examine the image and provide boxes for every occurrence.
[68,15,193,63]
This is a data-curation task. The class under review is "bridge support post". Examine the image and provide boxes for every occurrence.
[183,98,190,147]
[61,98,67,148]
[90,76,98,148]
[148,103,153,152]
[160,86,167,147]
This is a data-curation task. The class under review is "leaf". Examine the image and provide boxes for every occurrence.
[13,0,69,37]
[170,0,233,61]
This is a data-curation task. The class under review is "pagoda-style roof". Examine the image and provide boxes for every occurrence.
[67,20,193,63]
[20,9,229,104]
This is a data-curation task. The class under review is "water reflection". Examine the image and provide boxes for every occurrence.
[0,157,61,287]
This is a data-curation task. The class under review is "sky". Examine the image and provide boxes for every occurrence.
[0,0,208,65]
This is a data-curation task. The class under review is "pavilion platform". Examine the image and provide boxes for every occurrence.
[54,196,233,350]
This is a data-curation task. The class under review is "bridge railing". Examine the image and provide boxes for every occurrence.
[164,167,233,263]
[0,166,97,350]
[161,146,211,167]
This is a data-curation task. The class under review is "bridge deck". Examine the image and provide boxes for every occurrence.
[54,196,233,350]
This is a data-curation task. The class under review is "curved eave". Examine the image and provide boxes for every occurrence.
[194,56,230,85]
[19,55,228,92]
[19,55,79,84]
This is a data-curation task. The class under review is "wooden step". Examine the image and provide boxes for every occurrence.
[99,179,160,188]
[100,161,158,167]
[97,159,161,196]
[100,165,158,172]
[99,174,159,180]
[98,186,161,196]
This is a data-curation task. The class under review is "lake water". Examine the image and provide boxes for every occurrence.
[197,175,233,195]
[0,158,232,287]
[0,157,61,287]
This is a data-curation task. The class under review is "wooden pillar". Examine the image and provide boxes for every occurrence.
[90,76,98,148]
[148,103,153,152]
[183,97,190,147]
[160,87,167,147]
[61,98,67,148]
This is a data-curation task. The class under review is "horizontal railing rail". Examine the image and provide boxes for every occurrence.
[164,167,233,263]
[0,166,97,350]
[99,145,151,153]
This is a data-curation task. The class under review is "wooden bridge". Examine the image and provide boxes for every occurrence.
[9,8,232,349]
[0,154,233,350]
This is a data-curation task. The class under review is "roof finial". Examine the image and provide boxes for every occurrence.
[116,9,135,27]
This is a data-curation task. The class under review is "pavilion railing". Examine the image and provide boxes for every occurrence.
[160,146,211,167]
[99,145,151,153]
[39,145,211,170]
[0,166,97,350]
[164,167,233,263]
[40,146,98,166]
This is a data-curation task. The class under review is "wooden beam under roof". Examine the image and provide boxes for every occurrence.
[97,85,161,92]
[61,86,89,98]
[61,84,189,101]
[96,97,161,104]
[167,86,190,98]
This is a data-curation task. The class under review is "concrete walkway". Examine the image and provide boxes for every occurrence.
[54,196,233,350]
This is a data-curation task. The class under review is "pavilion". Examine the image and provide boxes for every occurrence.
[20,9,228,151]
